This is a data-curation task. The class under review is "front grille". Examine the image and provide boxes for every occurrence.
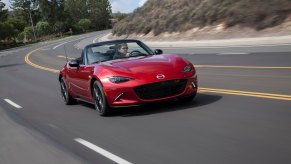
[134,79,187,100]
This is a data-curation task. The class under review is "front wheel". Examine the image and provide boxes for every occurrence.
[92,81,110,116]
[60,77,76,105]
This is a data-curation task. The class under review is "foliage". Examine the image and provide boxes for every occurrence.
[5,19,27,33]
[10,0,38,13]
[0,0,8,21]
[54,21,65,35]
[64,0,88,23]
[87,0,112,30]
[23,26,34,40]
[78,19,91,32]
[1,0,112,50]
[36,21,51,36]
[0,22,16,40]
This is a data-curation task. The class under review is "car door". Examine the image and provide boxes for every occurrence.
[74,65,94,101]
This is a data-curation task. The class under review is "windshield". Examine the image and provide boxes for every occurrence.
[85,40,154,65]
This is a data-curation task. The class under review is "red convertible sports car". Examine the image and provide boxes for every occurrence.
[59,39,198,116]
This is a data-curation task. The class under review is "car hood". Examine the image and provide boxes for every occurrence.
[100,54,191,80]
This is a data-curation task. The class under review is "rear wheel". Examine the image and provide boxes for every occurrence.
[92,81,110,116]
[60,77,76,105]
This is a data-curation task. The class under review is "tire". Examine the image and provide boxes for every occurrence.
[60,77,76,105]
[92,81,110,116]
[178,93,196,103]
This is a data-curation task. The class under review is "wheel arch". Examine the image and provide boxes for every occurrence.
[90,77,102,97]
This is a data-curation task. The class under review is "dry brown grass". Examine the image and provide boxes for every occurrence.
[112,0,291,36]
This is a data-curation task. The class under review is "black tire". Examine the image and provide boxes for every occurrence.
[92,81,110,116]
[178,93,196,103]
[60,77,76,105]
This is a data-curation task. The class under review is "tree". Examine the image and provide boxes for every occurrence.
[37,0,66,25]
[88,0,112,30]
[0,0,8,21]
[64,0,88,23]
[78,19,91,32]
[54,21,65,36]
[10,0,38,40]
[6,19,27,33]
[0,22,17,40]
[36,21,51,36]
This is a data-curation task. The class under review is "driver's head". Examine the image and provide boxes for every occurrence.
[117,43,128,56]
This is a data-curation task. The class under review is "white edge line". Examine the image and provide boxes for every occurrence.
[57,55,75,60]
[74,138,132,164]
[40,48,51,51]
[53,42,68,49]
[93,37,99,43]
[53,36,86,50]
[4,99,22,109]
[217,53,250,55]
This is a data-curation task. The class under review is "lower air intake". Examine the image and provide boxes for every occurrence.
[134,79,187,100]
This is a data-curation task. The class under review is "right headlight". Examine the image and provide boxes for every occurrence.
[108,76,134,83]
[182,65,193,72]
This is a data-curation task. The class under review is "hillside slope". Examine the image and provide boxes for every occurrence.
[112,0,291,39]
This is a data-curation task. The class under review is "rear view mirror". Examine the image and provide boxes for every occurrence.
[154,49,163,55]
[68,60,79,67]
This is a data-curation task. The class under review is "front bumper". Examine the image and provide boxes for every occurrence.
[103,77,198,107]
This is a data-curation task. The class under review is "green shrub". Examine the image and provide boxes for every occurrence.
[36,21,51,36]
[78,19,91,32]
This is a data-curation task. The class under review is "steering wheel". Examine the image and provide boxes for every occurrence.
[129,50,142,57]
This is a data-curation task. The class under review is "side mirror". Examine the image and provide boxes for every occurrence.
[68,60,79,67]
[154,49,163,55]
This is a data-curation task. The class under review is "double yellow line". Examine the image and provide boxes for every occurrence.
[199,88,291,101]
[24,46,59,73]
[196,65,291,69]
[24,46,291,101]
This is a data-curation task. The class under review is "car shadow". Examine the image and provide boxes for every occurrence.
[77,93,222,117]
[110,93,222,117]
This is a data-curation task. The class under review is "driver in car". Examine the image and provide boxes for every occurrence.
[113,43,130,59]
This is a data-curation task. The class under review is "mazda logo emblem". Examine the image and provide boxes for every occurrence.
[156,74,165,79]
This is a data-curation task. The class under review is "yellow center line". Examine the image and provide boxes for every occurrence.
[195,65,291,69]
[25,45,60,74]
[25,47,291,101]
[199,88,291,101]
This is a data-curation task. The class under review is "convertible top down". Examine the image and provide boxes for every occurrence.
[59,39,197,116]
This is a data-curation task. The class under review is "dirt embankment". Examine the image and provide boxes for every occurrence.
[111,0,291,41]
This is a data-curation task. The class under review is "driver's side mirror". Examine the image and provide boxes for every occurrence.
[68,59,79,67]
[154,49,163,55]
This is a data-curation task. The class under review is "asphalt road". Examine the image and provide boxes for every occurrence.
[1,31,291,164]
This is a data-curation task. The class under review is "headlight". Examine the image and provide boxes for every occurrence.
[182,65,192,72]
[108,76,134,83]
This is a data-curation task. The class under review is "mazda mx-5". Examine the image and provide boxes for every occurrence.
[59,39,197,116]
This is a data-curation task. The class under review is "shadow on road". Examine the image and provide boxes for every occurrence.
[77,93,222,117]
[110,93,222,117]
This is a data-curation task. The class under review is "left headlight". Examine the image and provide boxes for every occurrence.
[108,76,134,83]
[182,65,193,72]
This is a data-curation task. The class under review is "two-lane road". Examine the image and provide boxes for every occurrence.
[1,31,291,164]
